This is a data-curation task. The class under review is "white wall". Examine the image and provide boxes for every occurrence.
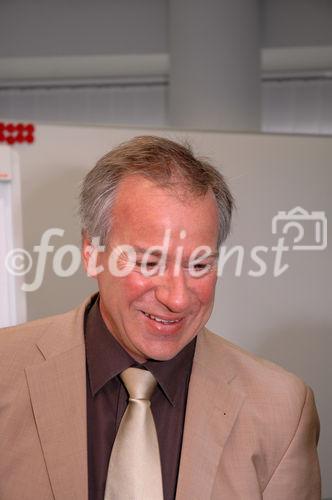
[10,123,332,496]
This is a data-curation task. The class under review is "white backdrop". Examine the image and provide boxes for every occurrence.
[7,123,332,497]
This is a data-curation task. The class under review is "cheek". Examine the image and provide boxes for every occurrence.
[118,272,153,302]
[97,252,149,295]
[192,276,217,305]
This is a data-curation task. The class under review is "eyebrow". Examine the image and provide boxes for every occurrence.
[206,252,219,259]
[133,247,163,255]
[132,246,219,259]
[187,252,219,260]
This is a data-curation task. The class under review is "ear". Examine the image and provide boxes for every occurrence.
[82,233,92,274]
[81,232,105,278]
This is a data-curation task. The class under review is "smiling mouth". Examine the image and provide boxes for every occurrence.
[142,311,182,325]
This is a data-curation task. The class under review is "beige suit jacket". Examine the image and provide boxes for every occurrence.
[0,296,321,499]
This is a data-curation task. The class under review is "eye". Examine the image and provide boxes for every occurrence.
[136,261,159,268]
[187,262,214,276]
[193,263,210,270]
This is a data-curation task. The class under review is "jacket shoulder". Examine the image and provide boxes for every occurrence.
[0,297,91,390]
[199,330,319,473]
[0,294,95,350]
[0,309,77,347]
[201,329,309,406]
[197,334,320,497]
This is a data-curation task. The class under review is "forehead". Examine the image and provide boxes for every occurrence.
[110,175,219,244]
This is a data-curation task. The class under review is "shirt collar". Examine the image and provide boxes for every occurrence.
[142,339,196,406]
[84,296,196,406]
[85,297,135,397]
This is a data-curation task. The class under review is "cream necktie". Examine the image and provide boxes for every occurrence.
[104,367,164,500]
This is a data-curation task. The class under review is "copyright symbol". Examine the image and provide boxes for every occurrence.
[5,249,33,276]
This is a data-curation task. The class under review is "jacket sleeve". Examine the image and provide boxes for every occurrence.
[263,385,321,500]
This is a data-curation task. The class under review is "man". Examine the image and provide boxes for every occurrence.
[0,136,320,499]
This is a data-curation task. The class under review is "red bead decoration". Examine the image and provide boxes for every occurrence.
[0,122,35,145]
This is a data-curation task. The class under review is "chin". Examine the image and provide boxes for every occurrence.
[149,353,177,361]
[142,343,184,362]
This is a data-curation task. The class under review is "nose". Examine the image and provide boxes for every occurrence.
[154,269,192,313]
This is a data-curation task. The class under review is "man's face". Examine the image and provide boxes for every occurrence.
[83,175,219,362]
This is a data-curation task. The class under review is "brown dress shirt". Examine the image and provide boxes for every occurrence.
[85,296,196,500]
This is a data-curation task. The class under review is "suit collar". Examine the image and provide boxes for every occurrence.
[176,328,245,500]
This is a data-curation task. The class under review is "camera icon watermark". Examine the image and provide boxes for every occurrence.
[272,206,327,251]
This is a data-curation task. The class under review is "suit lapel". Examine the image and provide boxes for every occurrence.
[25,301,90,500]
[176,329,245,500]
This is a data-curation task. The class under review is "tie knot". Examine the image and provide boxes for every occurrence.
[120,367,157,400]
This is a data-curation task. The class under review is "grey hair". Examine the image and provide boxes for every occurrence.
[79,135,234,247]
